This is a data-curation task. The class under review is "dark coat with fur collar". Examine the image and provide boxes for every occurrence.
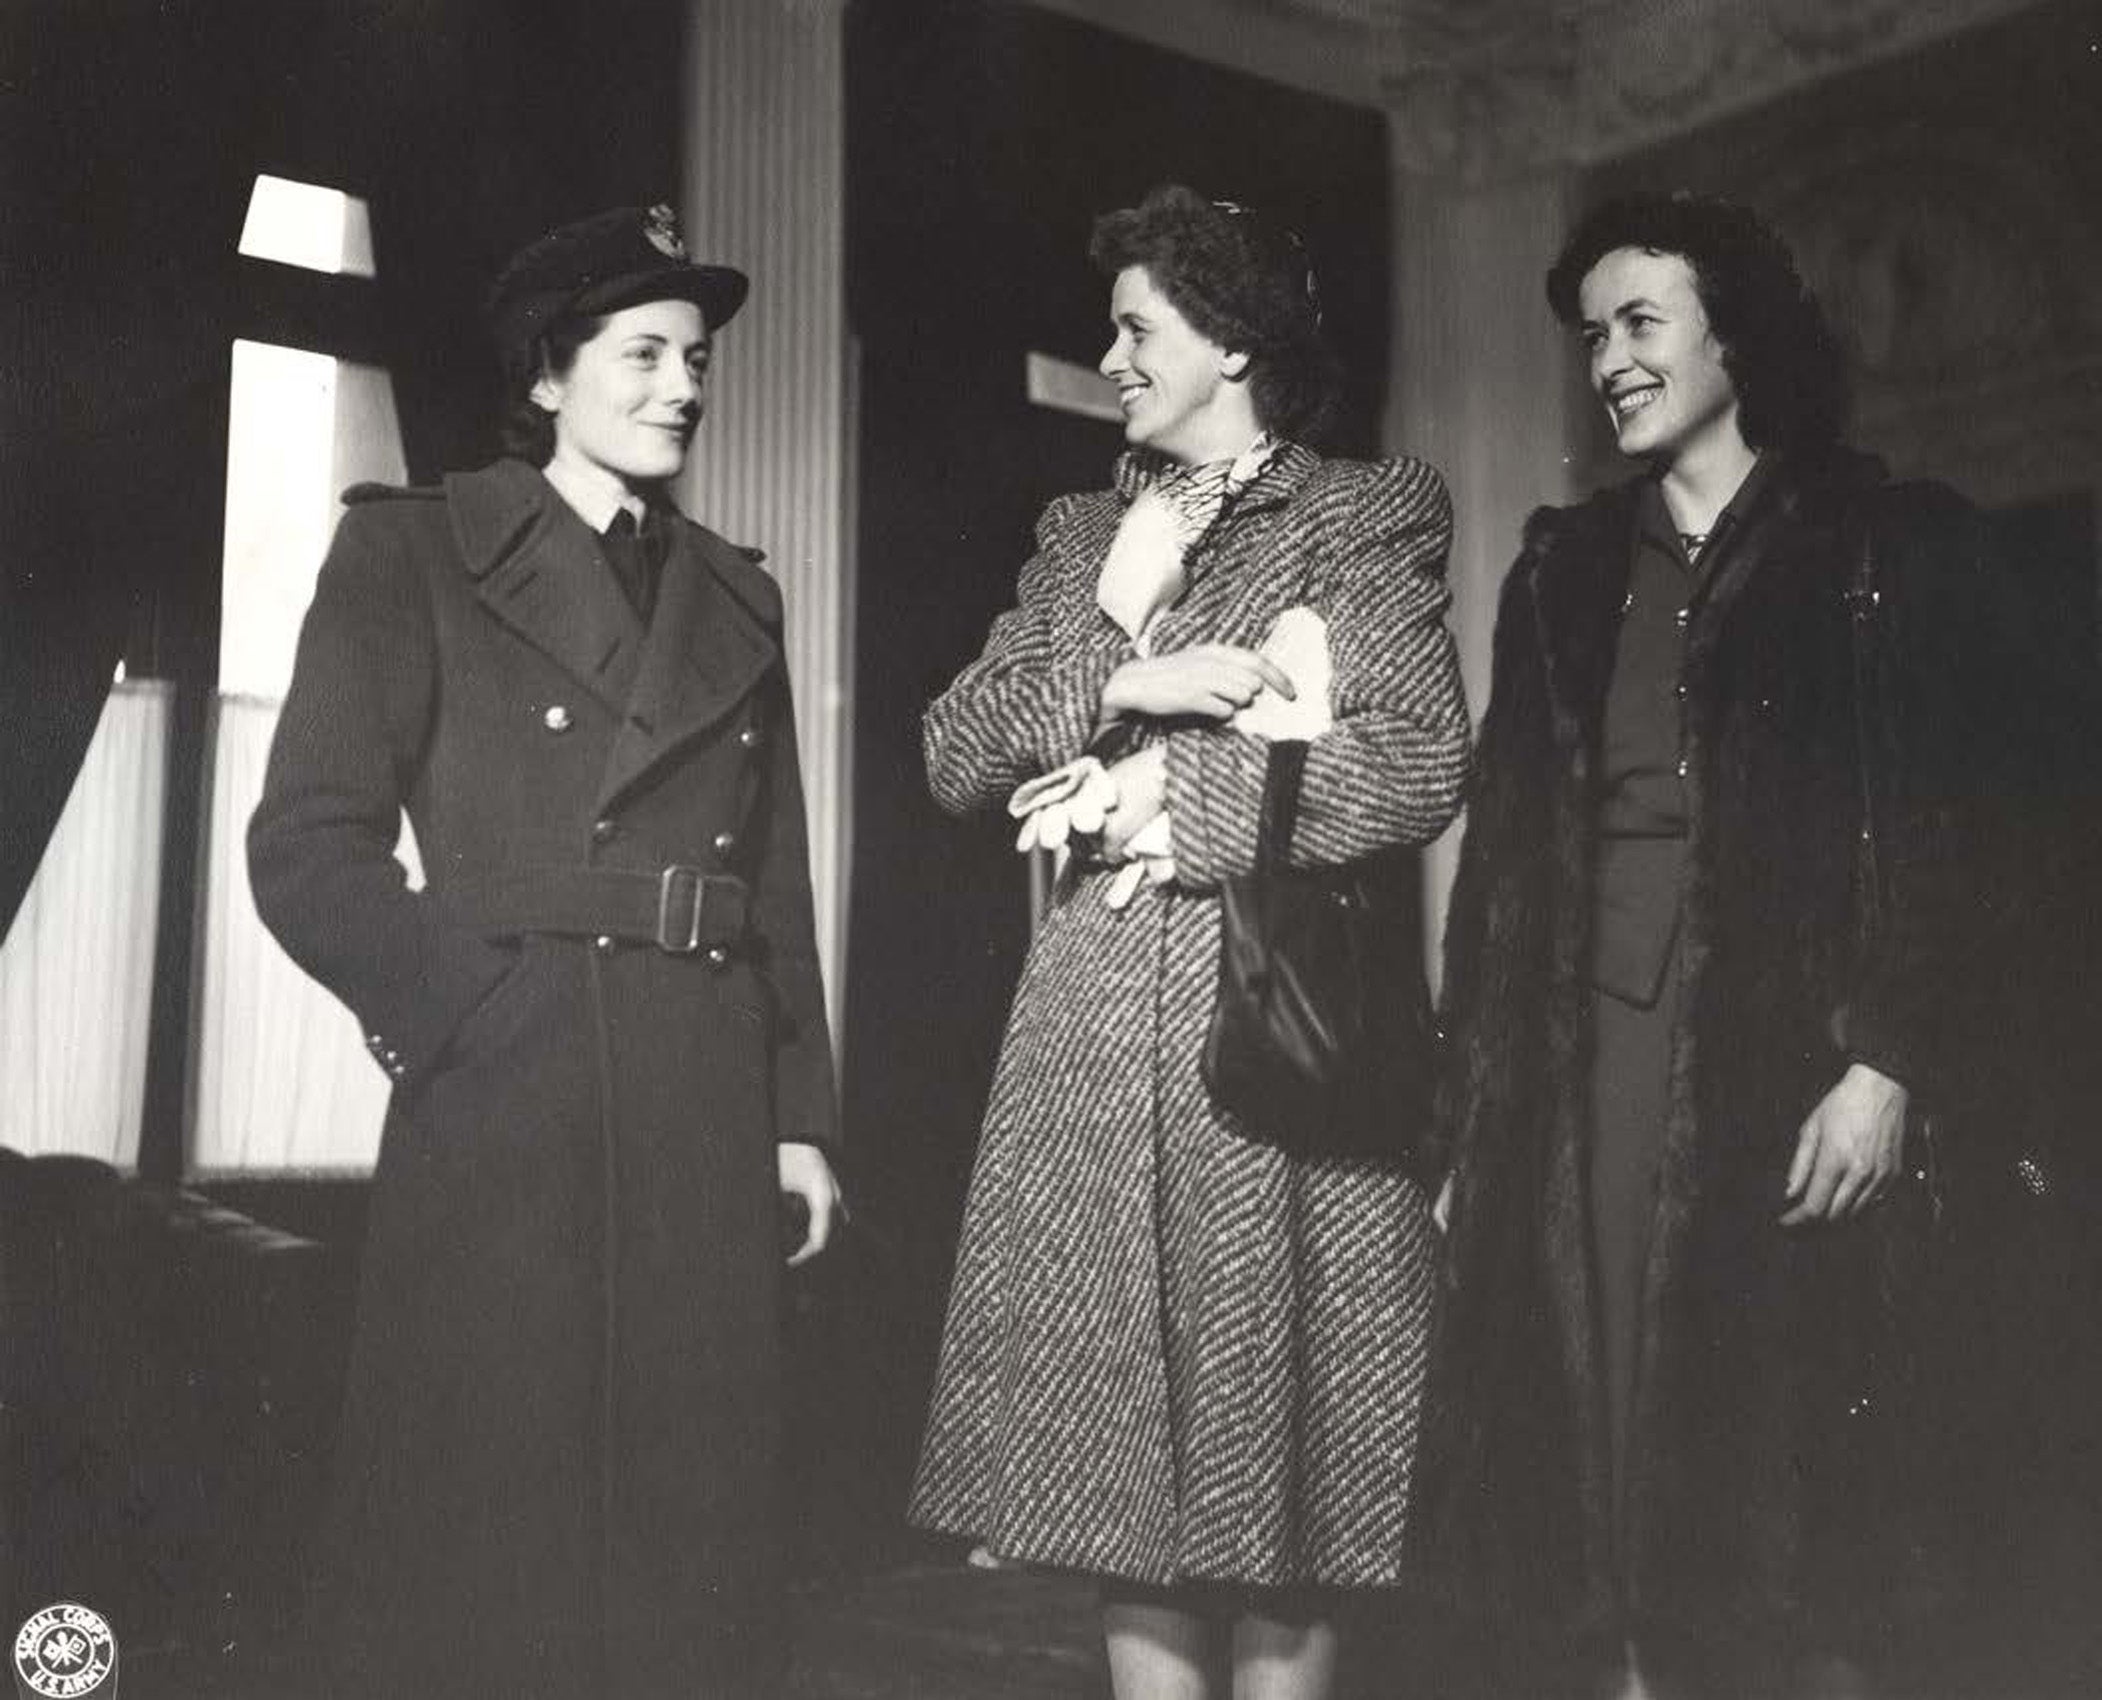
[1414,448,2017,1651]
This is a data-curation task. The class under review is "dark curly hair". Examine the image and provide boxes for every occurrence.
[497,309,608,464]
[1089,184,1340,446]
[1545,190,1848,453]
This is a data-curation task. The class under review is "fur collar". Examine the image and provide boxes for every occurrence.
[1515,447,1888,737]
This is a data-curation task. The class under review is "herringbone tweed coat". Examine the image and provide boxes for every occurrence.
[909,444,1471,1587]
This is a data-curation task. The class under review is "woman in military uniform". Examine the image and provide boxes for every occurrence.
[249,205,842,1700]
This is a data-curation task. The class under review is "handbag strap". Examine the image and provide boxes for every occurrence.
[1255,739,1311,876]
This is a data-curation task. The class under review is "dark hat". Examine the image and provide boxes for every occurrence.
[487,204,749,377]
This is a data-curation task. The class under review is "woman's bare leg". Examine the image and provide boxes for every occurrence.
[1230,1609,1338,1700]
[1104,1597,1214,1700]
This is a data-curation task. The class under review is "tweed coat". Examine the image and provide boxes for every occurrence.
[1413,448,2018,1659]
[908,444,1471,1587]
[247,457,837,1700]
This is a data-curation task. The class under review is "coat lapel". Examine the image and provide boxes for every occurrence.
[1682,452,1872,671]
[1530,483,1637,746]
[595,523,778,812]
[1134,443,1320,649]
[1217,439,1316,524]
[449,460,646,710]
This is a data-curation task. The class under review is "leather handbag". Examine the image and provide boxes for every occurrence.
[1201,738,1434,1158]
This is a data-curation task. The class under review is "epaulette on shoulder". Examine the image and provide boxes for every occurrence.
[342,481,444,505]
[736,543,767,565]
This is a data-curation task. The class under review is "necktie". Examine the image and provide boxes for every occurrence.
[601,510,664,625]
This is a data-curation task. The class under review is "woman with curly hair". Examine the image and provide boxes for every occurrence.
[908,184,1470,1698]
[1416,191,2021,1699]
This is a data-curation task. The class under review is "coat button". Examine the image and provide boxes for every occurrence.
[594,934,617,954]
[738,726,762,750]
[711,830,737,857]
[1676,757,1690,779]
[591,818,618,845]
[543,704,574,733]
[1673,607,1690,628]
[705,946,730,968]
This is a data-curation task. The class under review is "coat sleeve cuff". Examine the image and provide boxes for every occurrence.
[351,927,522,1088]
[1829,1001,1919,1099]
[1160,726,1269,887]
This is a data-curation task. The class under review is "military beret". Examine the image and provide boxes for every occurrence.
[487,204,748,379]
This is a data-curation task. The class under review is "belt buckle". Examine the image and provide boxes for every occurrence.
[655,864,706,954]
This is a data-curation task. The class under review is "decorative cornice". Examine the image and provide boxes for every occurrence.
[1328,0,2049,179]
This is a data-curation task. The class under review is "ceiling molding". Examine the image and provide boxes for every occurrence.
[1022,0,2051,178]
[1370,0,2048,177]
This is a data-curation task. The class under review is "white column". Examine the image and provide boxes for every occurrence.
[677,0,852,1053]
[1385,162,1580,978]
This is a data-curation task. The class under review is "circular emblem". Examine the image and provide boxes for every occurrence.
[642,203,687,261]
[13,1604,116,1699]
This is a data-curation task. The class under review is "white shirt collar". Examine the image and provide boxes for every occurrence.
[540,454,648,535]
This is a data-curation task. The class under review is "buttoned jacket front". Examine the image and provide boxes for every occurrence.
[248,455,835,1698]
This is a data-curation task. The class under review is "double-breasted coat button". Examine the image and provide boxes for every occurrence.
[737,726,762,750]
[594,934,616,954]
[711,830,737,857]
[705,946,730,968]
[543,704,574,732]
[1676,757,1690,779]
[591,818,618,845]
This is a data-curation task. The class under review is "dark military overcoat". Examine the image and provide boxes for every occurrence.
[248,456,837,1700]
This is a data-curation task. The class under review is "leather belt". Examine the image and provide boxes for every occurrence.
[443,865,750,955]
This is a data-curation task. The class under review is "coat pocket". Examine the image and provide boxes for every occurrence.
[439,943,545,1070]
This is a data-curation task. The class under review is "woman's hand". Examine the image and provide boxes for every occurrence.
[1100,746,1169,859]
[1101,644,1296,723]
[1779,1063,1909,1226]
[779,1142,845,1266]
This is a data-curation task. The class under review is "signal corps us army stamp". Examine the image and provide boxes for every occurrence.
[12,1604,117,1699]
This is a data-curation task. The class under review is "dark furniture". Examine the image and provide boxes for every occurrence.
[0,1149,338,1675]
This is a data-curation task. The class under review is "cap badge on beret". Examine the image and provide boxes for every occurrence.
[644,204,688,261]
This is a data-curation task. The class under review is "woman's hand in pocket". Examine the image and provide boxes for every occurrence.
[440,948,534,1069]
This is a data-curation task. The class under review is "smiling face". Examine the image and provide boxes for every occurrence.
[1098,265,1257,467]
[533,297,711,490]
[1576,246,1744,473]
